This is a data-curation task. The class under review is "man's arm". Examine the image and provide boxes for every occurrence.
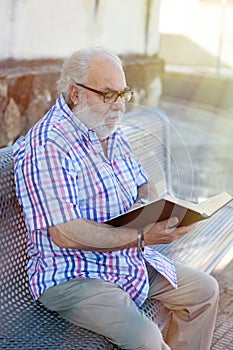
[49,219,137,251]
[136,181,159,202]
[49,181,160,251]
[48,216,196,252]
[128,181,159,211]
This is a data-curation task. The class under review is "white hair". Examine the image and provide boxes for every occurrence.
[57,47,123,104]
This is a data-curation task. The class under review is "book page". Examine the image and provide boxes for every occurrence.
[197,192,233,216]
[163,194,202,213]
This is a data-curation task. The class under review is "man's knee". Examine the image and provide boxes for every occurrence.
[176,263,219,303]
[117,316,167,350]
[200,273,219,302]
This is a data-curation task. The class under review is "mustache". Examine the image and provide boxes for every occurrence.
[105,111,123,121]
[93,112,123,132]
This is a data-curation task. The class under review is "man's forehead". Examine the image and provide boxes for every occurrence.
[88,55,126,89]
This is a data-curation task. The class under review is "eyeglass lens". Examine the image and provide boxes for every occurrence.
[104,90,133,103]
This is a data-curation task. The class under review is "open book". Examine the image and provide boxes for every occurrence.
[106,192,233,228]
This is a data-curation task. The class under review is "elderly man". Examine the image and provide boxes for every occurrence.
[14,47,218,350]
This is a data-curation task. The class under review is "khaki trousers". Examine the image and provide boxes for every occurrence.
[39,262,219,350]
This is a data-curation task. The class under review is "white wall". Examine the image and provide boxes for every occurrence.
[0,0,161,60]
[159,0,233,70]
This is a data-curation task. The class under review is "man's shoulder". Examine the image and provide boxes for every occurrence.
[14,105,73,161]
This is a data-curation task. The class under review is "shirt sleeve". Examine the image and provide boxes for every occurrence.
[16,142,82,231]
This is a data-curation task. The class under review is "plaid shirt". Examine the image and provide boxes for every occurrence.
[13,95,177,307]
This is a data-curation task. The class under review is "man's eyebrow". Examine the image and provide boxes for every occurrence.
[104,86,129,92]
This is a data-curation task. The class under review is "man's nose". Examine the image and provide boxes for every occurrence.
[111,98,125,113]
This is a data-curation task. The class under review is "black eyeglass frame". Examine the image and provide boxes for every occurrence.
[74,82,134,103]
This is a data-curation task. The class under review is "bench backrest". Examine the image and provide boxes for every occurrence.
[0,146,31,309]
[122,106,171,196]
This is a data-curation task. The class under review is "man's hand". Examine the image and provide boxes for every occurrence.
[144,217,196,245]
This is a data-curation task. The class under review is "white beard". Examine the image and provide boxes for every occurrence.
[73,94,123,140]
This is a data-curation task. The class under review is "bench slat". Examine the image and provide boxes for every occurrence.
[155,204,233,273]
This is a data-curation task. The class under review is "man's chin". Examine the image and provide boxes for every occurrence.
[96,124,117,140]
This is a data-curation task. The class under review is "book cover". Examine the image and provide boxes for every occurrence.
[106,192,233,228]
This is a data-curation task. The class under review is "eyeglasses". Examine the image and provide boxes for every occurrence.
[74,82,134,103]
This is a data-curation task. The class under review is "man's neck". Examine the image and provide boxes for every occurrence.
[100,139,108,158]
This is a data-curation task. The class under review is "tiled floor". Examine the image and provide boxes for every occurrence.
[211,253,233,350]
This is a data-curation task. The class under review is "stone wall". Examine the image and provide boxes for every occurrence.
[0,55,164,147]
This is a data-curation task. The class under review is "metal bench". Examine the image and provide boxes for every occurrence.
[0,107,233,349]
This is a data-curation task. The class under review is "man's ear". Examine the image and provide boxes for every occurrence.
[70,85,79,106]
